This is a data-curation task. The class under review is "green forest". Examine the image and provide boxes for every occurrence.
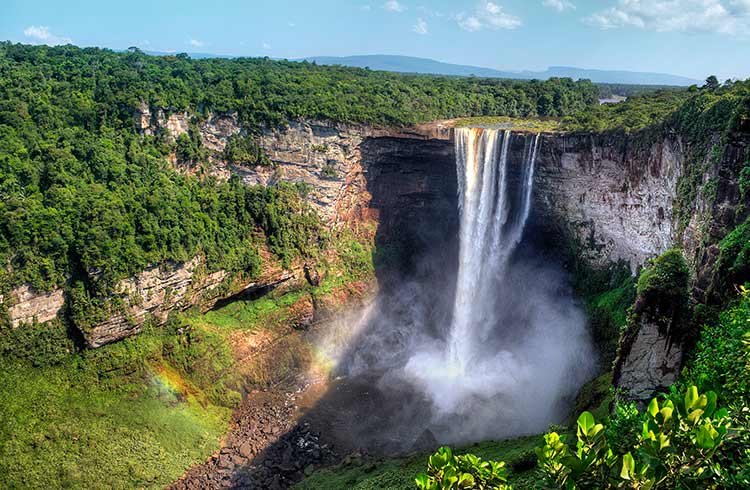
[0,41,749,489]
[0,41,603,298]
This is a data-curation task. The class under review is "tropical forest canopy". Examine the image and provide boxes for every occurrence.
[0,41,748,298]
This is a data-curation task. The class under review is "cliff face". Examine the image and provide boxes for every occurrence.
[6,112,745,358]
[81,255,297,348]
[2,285,65,329]
[2,115,456,347]
[612,317,683,402]
[533,133,683,270]
[534,130,747,278]
[135,108,453,227]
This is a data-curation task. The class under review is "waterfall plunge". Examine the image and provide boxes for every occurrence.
[449,128,539,370]
[332,126,595,446]
[399,127,593,441]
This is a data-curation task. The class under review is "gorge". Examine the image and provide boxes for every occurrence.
[0,44,748,489]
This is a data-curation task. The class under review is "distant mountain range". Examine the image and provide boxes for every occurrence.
[299,55,701,86]
[140,50,700,86]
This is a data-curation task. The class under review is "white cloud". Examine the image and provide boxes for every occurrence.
[288,22,296,27]
[383,0,406,12]
[361,4,372,11]
[23,26,72,45]
[189,39,205,47]
[456,1,521,31]
[262,42,272,50]
[728,0,750,13]
[413,17,429,34]
[543,0,576,12]
[584,0,750,35]
[457,15,483,31]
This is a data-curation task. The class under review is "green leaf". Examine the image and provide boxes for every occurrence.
[695,426,714,449]
[685,385,699,410]
[647,397,659,417]
[415,473,430,489]
[659,433,670,450]
[687,408,705,424]
[457,473,475,489]
[577,411,595,436]
[621,453,635,480]
[659,406,673,423]
[704,391,717,417]
[696,424,718,449]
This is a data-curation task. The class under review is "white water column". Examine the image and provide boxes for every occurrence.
[447,128,540,370]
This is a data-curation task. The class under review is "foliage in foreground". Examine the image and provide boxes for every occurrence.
[418,386,743,489]
[679,286,750,489]
[684,286,750,407]
[295,436,541,490]
[537,386,730,489]
[415,447,510,490]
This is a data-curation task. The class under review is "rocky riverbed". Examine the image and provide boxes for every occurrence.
[170,373,341,489]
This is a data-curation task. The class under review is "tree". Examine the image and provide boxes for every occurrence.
[704,75,720,90]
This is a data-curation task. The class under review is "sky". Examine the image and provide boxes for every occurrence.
[2,0,749,81]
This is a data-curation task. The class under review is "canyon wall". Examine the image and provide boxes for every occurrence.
[5,111,745,361]
[533,129,747,279]
[532,133,683,270]
[79,255,297,348]
[1,115,456,347]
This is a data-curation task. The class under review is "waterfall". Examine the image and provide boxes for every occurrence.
[379,125,593,441]
[447,128,540,370]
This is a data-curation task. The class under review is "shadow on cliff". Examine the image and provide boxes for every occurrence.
[216,133,595,489]
[210,135,461,488]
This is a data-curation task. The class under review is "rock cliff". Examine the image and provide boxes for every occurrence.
[82,254,298,348]
[533,133,683,270]
[3,285,65,328]
[612,317,683,402]
[7,111,746,360]
[530,128,747,402]
[3,114,456,347]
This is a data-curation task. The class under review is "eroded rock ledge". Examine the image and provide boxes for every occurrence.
[81,255,297,348]
[4,114,745,360]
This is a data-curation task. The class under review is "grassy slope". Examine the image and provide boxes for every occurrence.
[0,346,231,488]
[295,436,545,489]
[0,286,318,488]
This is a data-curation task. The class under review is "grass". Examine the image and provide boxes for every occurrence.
[454,116,561,133]
[0,354,230,488]
[188,289,307,333]
[294,436,546,489]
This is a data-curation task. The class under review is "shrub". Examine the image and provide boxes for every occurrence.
[417,385,742,489]
[321,162,338,178]
[0,320,75,367]
[223,134,271,167]
[634,249,690,330]
[712,220,750,298]
[684,285,750,405]
[536,386,731,489]
[415,447,511,490]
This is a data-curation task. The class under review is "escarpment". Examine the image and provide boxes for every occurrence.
[4,109,746,377]
[0,115,457,347]
[532,128,747,402]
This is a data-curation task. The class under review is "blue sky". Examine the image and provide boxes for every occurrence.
[2,0,749,80]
